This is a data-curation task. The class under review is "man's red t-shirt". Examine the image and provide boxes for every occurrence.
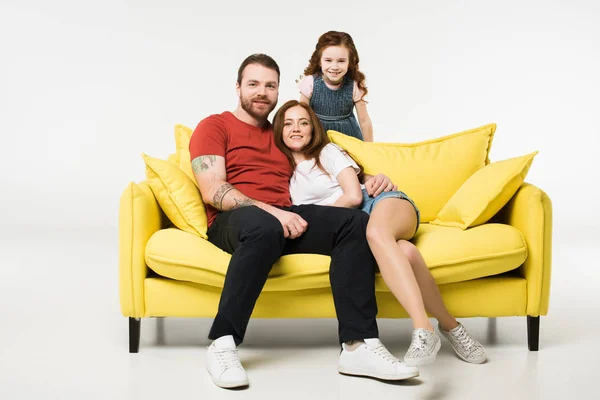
[189,111,293,227]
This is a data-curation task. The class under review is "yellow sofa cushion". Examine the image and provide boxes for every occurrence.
[431,151,538,229]
[142,154,208,239]
[172,124,196,186]
[328,124,496,222]
[145,222,526,292]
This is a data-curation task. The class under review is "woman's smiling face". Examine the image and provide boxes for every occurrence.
[282,105,313,155]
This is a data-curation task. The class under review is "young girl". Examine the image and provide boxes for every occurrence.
[273,100,487,366]
[297,31,373,142]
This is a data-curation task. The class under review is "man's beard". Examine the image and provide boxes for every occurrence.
[240,95,277,121]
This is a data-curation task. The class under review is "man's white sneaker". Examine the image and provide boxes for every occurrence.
[339,338,419,380]
[438,322,487,364]
[206,335,249,388]
[404,328,442,367]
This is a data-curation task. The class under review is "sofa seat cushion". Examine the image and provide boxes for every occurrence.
[408,223,527,286]
[145,223,527,292]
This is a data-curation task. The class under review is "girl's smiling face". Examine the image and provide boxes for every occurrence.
[320,45,350,85]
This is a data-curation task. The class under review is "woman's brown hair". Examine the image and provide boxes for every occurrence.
[303,31,368,101]
[273,100,364,180]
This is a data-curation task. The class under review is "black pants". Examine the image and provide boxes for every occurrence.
[206,204,379,345]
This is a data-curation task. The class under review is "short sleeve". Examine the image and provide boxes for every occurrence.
[321,144,360,178]
[352,81,366,103]
[189,115,227,160]
[297,75,314,99]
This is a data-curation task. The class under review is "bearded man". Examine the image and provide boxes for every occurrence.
[189,54,418,389]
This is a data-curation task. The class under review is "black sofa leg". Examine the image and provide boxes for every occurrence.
[527,316,540,351]
[129,318,141,353]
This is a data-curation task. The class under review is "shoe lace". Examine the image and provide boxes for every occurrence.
[372,344,401,364]
[411,330,429,351]
[215,348,242,369]
[455,327,475,352]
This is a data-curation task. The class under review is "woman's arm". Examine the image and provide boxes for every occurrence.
[355,100,373,142]
[332,167,364,208]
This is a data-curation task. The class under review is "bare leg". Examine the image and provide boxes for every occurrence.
[367,199,433,331]
[396,240,459,331]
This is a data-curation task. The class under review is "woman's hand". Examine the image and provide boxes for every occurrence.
[364,173,397,197]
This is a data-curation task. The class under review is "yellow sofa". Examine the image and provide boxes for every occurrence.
[119,123,552,353]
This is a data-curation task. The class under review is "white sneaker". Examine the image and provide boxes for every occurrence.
[206,335,249,388]
[404,328,442,366]
[339,338,419,381]
[438,322,487,364]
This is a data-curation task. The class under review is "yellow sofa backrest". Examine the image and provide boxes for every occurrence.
[157,123,496,228]
[328,124,496,222]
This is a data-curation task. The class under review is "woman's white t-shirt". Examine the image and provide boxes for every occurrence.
[290,143,362,206]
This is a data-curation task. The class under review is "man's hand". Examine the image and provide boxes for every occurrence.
[364,173,397,197]
[272,208,308,239]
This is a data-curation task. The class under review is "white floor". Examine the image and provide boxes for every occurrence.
[1,224,599,400]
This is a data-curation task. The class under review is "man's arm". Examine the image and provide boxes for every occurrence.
[192,154,268,212]
[192,155,307,238]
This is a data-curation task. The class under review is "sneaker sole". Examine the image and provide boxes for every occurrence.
[208,371,249,389]
[210,377,249,389]
[404,339,442,367]
[452,350,487,364]
[338,365,419,381]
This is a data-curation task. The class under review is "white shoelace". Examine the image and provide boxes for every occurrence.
[454,327,475,352]
[371,344,401,364]
[215,348,242,369]
[411,331,429,351]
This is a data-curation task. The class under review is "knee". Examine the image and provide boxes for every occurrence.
[236,208,284,243]
[351,209,370,227]
[397,240,419,264]
[338,209,372,245]
[252,223,283,241]
[250,220,284,242]
[366,223,389,246]
[339,208,370,233]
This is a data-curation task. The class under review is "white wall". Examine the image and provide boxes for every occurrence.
[1,0,599,237]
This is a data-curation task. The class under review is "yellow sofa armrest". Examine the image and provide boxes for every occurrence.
[119,181,164,318]
[498,182,552,315]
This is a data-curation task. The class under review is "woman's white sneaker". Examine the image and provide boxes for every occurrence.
[438,322,487,364]
[206,335,249,388]
[339,338,419,380]
[404,328,442,366]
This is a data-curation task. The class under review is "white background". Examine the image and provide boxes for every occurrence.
[1,2,600,398]
[1,0,599,237]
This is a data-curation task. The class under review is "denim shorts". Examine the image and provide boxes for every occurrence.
[360,188,421,234]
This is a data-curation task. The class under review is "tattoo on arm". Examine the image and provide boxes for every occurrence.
[191,155,216,173]
[212,182,257,211]
[231,198,256,209]
[213,183,235,210]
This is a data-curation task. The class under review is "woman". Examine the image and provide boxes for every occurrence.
[273,100,486,366]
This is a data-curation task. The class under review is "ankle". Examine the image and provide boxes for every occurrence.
[413,322,434,332]
[440,321,460,332]
[344,339,365,351]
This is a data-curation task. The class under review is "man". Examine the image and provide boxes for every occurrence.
[190,53,419,389]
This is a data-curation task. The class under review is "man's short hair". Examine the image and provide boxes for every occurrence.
[237,53,281,84]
